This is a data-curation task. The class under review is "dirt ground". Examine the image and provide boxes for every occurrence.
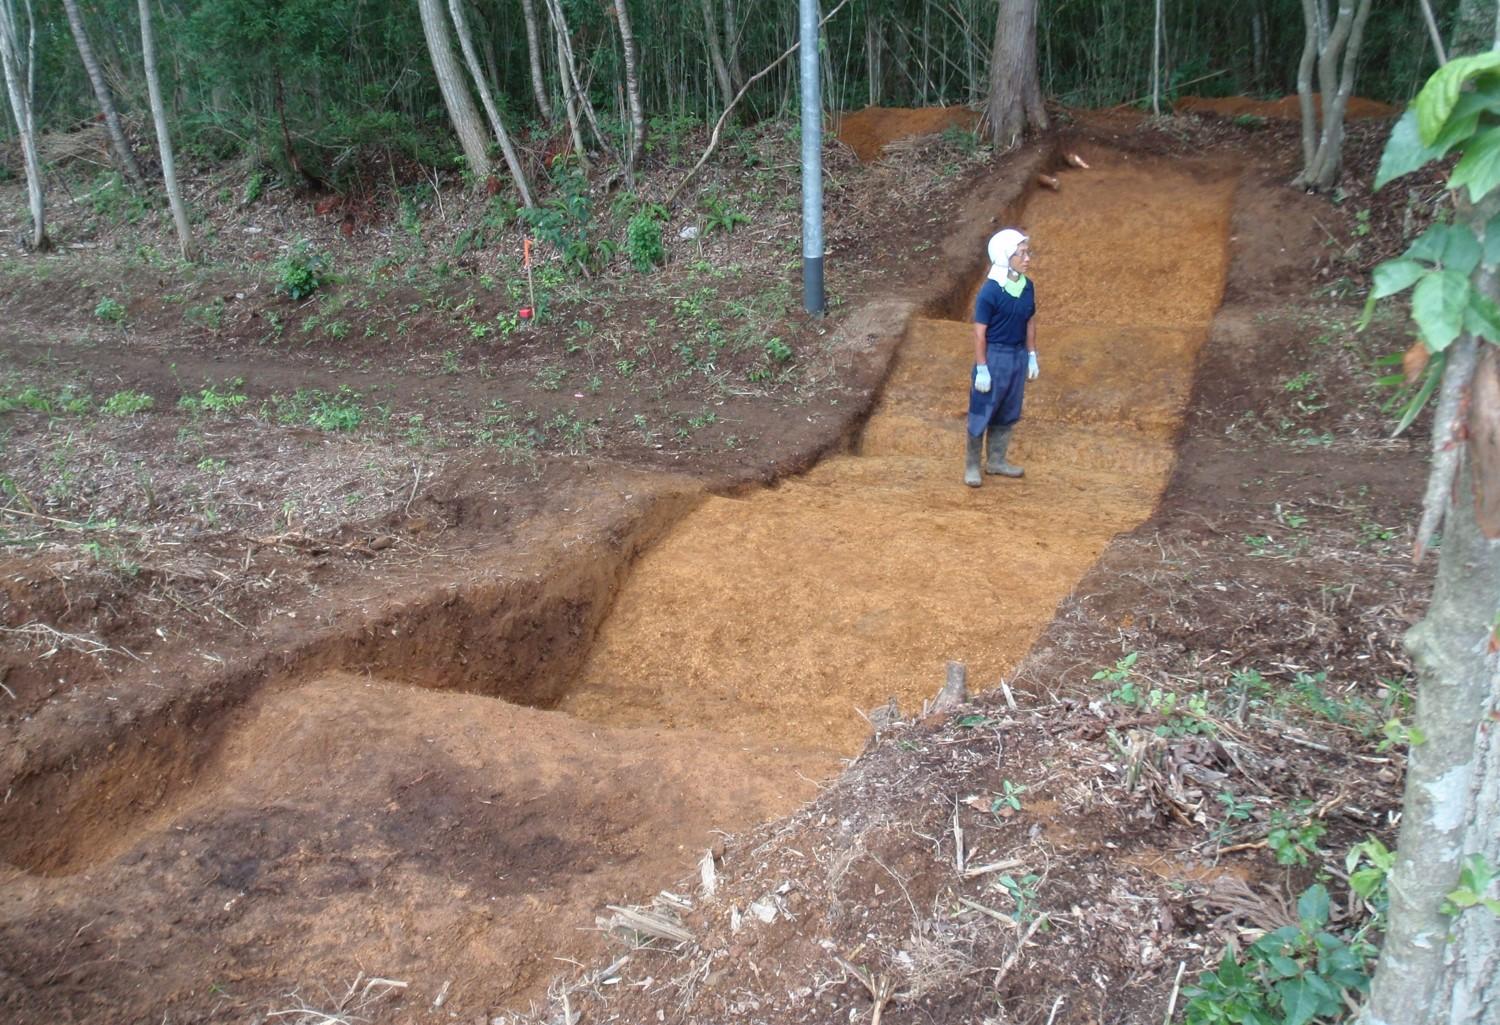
[0,105,1433,1024]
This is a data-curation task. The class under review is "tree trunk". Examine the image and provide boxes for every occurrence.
[1250,0,1266,91]
[699,0,734,109]
[722,0,744,93]
[0,0,45,250]
[612,0,644,176]
[518,0,554,124]
[62,0,141,184]
[541,0,613,160]
[1295,0,1319,168]
[983,0,1047,148]
[1295,0,1372,190]
[551,7,588,170]
[1150,0,1164,116]
[137,0,192,261]
[416,0,491,179]
[446,0,534,206]
[1364,339,1500,1025]
[1451,0,1500,58]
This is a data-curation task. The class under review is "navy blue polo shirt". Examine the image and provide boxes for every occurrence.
[974,278,1036,347]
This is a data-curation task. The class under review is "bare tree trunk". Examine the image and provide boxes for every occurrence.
[866,15,880,106]
[62,0,141,184]
[1250,0,1266,91]
[1364,335,1500,1025]
[0,0,45,250]
[722,0,744,92]
[1150,0,1164,115]
[447,0,533,206]
[983,0,1047,148]
[611,0,644,176]
[699,0,734,109]
[1296,0,1372,190]
[137,0,192,260]
[552,9,588,170]
[518,0,554,124]
[541,0,613,160]
[1451,0,1500,57]
[1295,0,1319,168]
[416,0,491,179]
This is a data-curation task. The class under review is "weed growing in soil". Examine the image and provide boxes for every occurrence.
[94,297,126,323]
[274,243,331,300]
[179,379,247,415]
[1183,883,1374,1025]
[102,391,154,416]
[626,204,668,272]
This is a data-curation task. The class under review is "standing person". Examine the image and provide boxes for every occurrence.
[966,228,1039,487]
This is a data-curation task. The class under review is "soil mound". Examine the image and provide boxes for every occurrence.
[1176,94,1398,120]
[835,106,981,162]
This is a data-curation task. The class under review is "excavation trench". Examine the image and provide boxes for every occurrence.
[0,146,1234,1018]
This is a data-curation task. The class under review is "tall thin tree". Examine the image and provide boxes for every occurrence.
[137,0,192,260]
[416,0,492,179]
[446,0,534,206]
[612,0,644,175]
[518,0,554,125]
[0,0,45,250]
[62,0,142,184]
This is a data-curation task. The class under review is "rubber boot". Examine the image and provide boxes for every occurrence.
[964,432,983,488]
[985,424,1025,477]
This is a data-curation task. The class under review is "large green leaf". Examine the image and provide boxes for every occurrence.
[1452,126,1500,202]
[1277,978,1320,1025]
[1297,884,1331,927]
[1371,259,1426,300]
[1417,52,1500,144]
[1465,290,1500,343]
[1412,270,1473,350]
[1376,97,1492,189]
[1406,223,1483,273]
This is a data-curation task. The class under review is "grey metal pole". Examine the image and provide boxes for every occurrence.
[800,0,825,316]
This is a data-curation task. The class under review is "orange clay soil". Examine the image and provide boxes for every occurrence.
[0,145,1235,1022]
[1175,94,1399,119]
[561,145,1235,753]
[835,105,981,161]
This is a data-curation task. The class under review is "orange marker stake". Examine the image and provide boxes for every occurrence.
[521,238,536,321]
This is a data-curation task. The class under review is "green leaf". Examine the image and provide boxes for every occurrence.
[1297,884,1331,927]
[1377,111,1438,188]
[1465,291,1500,343]
[1417,52,1500,144]
[1266,955,1301,978]
[1277,978,1320,1025]
[1377,100,1488,188]
[1371,259,1427,302]
[956,713,992,728]
[1394,349,1447,436]
[1406,224,1483,273]
[1412,270,1473,350]
[1451,127,1500,203]
[1484,212,1500,267]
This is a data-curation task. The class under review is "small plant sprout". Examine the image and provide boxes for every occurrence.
[94,297,126,323]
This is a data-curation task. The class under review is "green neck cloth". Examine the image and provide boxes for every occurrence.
[1001,273,1028,298]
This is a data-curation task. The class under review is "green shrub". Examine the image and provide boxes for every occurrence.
[273,243,331,300]
[1183,884,1374,1025]
[102,390,155,416]
[94,297,126,323]
[625,204,667,272]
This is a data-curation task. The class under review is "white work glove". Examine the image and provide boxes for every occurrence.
[974,364,992,394]
[1027,352,1039,381]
